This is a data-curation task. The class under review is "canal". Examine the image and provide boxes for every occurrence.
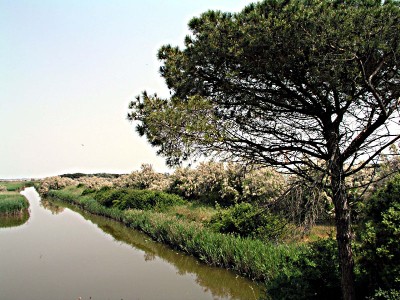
[0,187,262,300]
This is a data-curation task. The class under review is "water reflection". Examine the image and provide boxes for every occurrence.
[40,199,65,215]
[0,211,29,228]
[47,197,264,300]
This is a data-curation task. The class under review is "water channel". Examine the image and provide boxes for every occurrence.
[0,188,263,300]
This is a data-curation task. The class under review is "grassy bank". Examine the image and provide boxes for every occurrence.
[0,193,29,215]
[0,180,35,192]
[0,181,31,216]
[48,187,303,283]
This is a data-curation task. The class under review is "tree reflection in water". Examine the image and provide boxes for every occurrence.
[40,199,65,215]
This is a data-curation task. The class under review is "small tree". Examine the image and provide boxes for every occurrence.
[128,1,400,298]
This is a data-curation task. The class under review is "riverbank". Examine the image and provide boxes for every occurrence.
[46,186,303,283]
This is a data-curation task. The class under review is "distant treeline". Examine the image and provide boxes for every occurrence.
[60,173,126,179]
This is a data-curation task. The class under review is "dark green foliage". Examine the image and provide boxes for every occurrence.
[209,202,287,242]
[369,289,400,300]
[358,174,400,295]
[60,173,123,179]
[61,173,87,179]
[115,190,186,211]
[47,190,76,203]
[266,238,341,300]
[129,0,400,175]
[94,187,128,207]
[94,188,186,211]
[81,187,96,195]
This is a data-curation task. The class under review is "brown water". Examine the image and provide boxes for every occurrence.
[0,188,263,300]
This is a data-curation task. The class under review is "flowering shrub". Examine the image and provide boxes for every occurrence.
[39,162,287,206]
[209,202,288,242]
[112,164,171,191]
[38,176,78,195]
[241,166,286,203]
[111,174,131,188]
[76,176,113,190]
[169,162,286,206]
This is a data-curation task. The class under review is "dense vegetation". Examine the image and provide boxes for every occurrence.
[47,186,302,283]
[0,181,35,192]
[40,163,400,299]
[35,1,400,296]
[0,181,31,215]
[93,187,186,211]
[129,0,400,298]
[357,174,400,298]
[0,193,29,215]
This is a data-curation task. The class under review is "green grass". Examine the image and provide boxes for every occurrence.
[0,181,32,215]
[0,181,35,192]
[167,202,217,223]
[0,192,29,215]
[47,187,303,283]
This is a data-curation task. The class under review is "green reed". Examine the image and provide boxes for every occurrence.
[48,187,303,284]
[0,193,29,215]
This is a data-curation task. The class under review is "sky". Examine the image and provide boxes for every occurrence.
[0,0,257,179]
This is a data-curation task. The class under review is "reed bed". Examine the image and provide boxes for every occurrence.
[0,193,29,215]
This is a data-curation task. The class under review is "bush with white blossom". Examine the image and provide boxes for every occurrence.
[38,162,287,206]
[38,176,78,195]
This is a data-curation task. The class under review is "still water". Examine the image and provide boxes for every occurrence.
[0,188,263,300]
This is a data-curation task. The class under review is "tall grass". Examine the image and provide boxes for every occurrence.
[0,193,29,215]
[48,188,303,283]
[123,209,301,281]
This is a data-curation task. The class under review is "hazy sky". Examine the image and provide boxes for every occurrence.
[0,0,256,179]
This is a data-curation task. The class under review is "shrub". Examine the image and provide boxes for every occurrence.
[368,289,400,300]
[113,164,171,191]
[208,202,287,242]
[94,188,186,211]
[357,173,400,295]
[169,162,286,206]
[75,176,113,190]
[38,176,77,195]
[94,187,128,207]
[116,190,186,211]
[266,238,341,300]
[81,187,96,195]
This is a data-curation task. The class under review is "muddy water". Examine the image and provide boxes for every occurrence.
[0,188,263,300]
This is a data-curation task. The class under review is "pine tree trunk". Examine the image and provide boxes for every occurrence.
[331,167,356,300]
